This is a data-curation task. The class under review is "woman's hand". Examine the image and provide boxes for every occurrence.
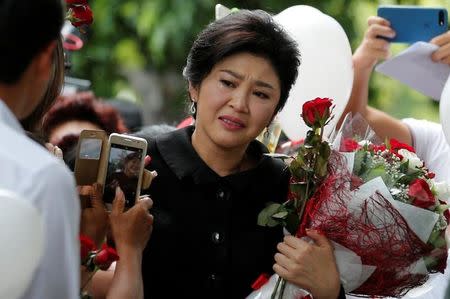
[273,230,340,299]
[79,183,109,248]
[430,31,450,64]
[353,16,395,71]
[109,187,153,253]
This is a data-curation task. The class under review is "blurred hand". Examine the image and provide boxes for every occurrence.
[273,230,340,299]
[79,183,109,248]
[45,142,63,160]
[353,16,395,71]
[109,187,153,253]
[430,31,450,65]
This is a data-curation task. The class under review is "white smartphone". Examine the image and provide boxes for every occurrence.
[103,133,147,209]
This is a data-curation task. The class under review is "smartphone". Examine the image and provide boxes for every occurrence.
[103,133,147,209]
[377,5,448,43]
[74,130,108,186]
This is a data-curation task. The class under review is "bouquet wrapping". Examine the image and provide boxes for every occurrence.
[250,109,449,298]
[328,114,449,297]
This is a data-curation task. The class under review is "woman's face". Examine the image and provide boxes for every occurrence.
[190,52,281,150]
[124,157,140,177]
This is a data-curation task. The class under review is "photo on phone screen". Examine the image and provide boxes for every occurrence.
[74,135,104,186]
[79,138,102,160]
[103,144,143,208]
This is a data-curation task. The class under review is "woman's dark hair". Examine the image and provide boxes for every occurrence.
[183,9,300,116]
[0,0,64,84]
[21,36,65,133]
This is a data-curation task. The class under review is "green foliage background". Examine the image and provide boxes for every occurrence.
[70,0,449,126]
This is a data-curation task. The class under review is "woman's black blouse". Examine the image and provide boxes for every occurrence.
[141,126,346,299]
[141,126,290,298]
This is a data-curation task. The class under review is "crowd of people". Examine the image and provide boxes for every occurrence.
[1,0,450,299]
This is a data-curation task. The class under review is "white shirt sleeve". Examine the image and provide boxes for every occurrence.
[402,118,450,182]
[20,163,80,299]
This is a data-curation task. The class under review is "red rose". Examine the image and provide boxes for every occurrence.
[389,138,415,153]
[408,179,436,209]
[301,97,333,128]
[67,5,93,27]
[66,0,88,4]
[80,234,96,262]
[94,244,120,270]
[370,144,387,153]
[341,138,360,152]
[427,172,436,179]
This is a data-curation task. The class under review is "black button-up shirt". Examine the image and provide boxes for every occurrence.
[141,126,290,298]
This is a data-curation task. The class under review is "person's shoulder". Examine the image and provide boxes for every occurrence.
[0,123,73,184]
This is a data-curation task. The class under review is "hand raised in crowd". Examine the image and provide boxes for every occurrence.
[79,183,109,248]
[353,16,395,71]
[109,187,153,253]
[273,230,341,299]
[431,31,450,64]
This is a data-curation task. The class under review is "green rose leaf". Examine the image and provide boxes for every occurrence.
[257,202,282,227]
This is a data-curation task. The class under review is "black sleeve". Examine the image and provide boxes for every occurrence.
[337,285,346,299]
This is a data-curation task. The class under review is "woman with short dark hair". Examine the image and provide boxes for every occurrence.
[142,10,344,299]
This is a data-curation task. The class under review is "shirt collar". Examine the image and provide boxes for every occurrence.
[0,100,25,135]
[155,126,270,185]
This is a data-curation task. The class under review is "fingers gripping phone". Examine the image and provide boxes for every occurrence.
[377,5,448,43]
[103,134,147,209]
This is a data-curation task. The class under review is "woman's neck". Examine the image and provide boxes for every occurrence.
[191,128,249,177]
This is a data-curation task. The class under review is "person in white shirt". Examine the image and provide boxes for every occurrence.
[341,15,450,299]
[0,1,80,298]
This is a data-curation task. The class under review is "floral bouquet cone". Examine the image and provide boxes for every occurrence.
[248,106,449,298]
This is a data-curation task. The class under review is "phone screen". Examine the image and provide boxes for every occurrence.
[103,143,143,207]
[79,138,102,160]
[75,137,103,186]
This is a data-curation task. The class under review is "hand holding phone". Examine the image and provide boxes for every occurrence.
[377,5,448,43]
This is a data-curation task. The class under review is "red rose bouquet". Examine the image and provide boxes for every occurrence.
[332,114,449,296]
[247,107,449,298]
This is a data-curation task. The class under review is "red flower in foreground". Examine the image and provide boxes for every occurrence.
[408,179,436,209]
[67,4,93,27]
[94,244,119,270]
[301,97,333,128]
[80,234,96,262]
[370,144,386,153]
[389,138,415,153]
[342,138,360,152]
